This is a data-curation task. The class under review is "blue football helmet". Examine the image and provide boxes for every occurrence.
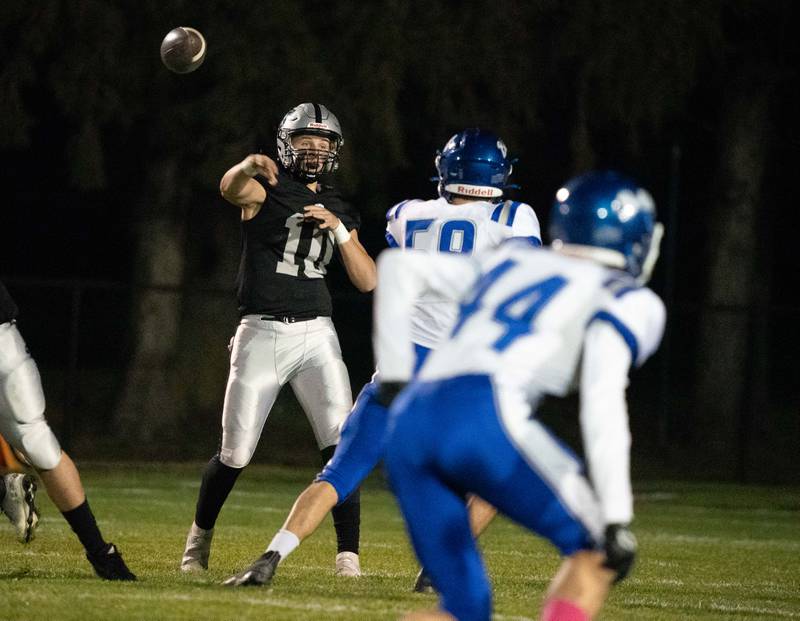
[549,171,664,282]
[435,129,513,202]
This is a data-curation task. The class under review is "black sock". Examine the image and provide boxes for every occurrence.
[321,445,361,554]
[332,487,361,554]
[0,475,6,504]
[62,499,107,556]
[194,454,243,530]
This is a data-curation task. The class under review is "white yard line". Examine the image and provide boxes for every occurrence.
[646,532,800,550]
[620,595,800,618]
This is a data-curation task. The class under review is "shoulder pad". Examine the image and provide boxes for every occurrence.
[386,199,418,221]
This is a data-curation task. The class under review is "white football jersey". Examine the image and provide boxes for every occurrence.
[384,197,541,348]
[374,241,665,523]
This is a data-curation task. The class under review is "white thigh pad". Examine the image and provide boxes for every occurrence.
[219,318,285,468]
[2,357,46,424]
[290,318,353,449]
[0,330,62,470]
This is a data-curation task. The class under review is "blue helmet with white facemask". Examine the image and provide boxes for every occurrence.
[549,171,664,283]
[435,129,513,202]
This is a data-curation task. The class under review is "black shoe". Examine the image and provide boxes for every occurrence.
[87,543,137,581]
[223,551,281,587]
[413,567,435,593]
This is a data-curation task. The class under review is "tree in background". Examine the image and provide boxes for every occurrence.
[694,1,795,477]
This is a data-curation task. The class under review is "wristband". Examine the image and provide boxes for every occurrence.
[333,221,351,244]
[241,159,259,177]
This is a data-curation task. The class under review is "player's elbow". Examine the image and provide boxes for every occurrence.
[219,179,235,203]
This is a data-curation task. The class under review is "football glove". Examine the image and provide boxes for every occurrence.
[603,523,637,583]
[375,381,407,408]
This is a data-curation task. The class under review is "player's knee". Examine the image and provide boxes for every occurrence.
[219,446,254,469]
[12,421,62,471]
[319,424,345,451]
[337,485,360,509]
[0,358,61,471]
[325,477,350,506]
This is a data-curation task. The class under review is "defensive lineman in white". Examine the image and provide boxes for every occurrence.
[376,171,665,620]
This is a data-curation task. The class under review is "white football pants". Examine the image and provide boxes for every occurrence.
[219,315,353,468]
[0,321,62,470]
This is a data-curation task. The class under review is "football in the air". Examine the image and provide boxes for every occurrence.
[160,27,206,74]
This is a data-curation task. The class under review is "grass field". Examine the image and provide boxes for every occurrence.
[1,463,798,620]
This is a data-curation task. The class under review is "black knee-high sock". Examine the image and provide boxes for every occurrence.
[194,454,243,530]
[321,445,361,554]
[62,499,107,556]
[333,488,361,553]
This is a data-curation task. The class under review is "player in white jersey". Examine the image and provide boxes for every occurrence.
[376,171,665,621]
[224,129,541,586]
[385,191,540,349]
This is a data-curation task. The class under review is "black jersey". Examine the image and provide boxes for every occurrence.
[237,167,361,318]
[0,280,19,324]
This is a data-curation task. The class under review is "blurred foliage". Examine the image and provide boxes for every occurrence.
[0,0,732,205]
[1,1,793,209]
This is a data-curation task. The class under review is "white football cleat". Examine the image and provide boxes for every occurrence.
[1,473,39,543]
[180,522,214,571]
[334,551,361,577]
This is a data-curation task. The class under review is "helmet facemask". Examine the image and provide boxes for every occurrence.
[278,129,341,182]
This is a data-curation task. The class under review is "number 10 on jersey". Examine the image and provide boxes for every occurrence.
[276,214,334,278]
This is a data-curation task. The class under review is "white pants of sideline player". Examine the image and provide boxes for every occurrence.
[219,315,353,469]
[0,321,62,471]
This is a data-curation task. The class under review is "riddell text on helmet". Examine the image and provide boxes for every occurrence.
[454,185,497,196]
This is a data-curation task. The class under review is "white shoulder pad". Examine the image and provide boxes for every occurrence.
[591,286,666,367]
[510,202,542,243]
[385,199,426,248]
[489,201,541,243]
[386,198,425,222]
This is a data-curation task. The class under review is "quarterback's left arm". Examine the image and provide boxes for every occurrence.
[304,204,376,292]
[336,228,376,292]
